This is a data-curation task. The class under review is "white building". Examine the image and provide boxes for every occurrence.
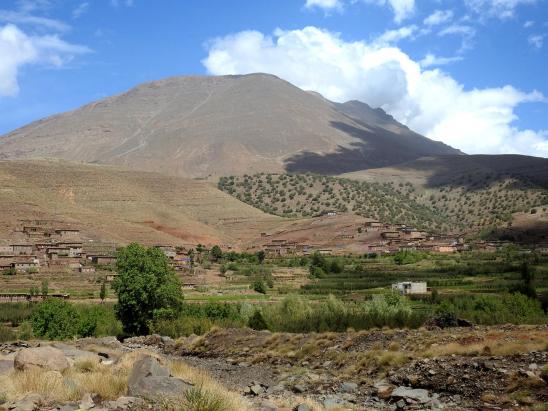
[392,281,427,295]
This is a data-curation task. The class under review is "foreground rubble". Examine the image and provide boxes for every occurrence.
[0,325,546,410]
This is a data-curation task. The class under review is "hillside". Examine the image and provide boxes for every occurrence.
[0,159,284,246]
[219,173,450,232]
[0,74,459,178]
[219,167,548,234]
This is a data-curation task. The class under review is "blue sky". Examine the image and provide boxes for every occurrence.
[0,0,547,156]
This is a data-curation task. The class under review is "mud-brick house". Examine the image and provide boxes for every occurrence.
[0,255,15,265]
[13,259,39,272]
[0,245,13,254]
[11,244,33,255]
[90,255,117,266]
[381,231,400,240]
[154,245,176,259]
[55,229,80,240]
[79,266,96,273]
[364,221,383,231]
[49,256,82,269]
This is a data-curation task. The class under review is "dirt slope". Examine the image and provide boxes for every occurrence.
[0,159,285,246]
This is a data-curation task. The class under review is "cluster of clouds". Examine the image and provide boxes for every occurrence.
[203,26,548,157]
[306,0,539,22]
[0,0,136,98]
[0,0,91,97]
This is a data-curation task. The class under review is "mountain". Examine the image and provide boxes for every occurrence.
[0,74,460,178]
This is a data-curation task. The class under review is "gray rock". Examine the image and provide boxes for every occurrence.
[56,405,79,411]
[396,399,406,409]
[127,356,192,400]
[391,386,430,404]
[14,347,69,372]
[79,392,96,409]
[250,384,264,395]
[102,396,140,410]
[293,384,306,393]
[323,396,342,409]
[6,393,42,411]
[259,400,278,411]
[52,343,101,364]
[340,381,358,392]
[266,384,284,394]
[295,405,311,411]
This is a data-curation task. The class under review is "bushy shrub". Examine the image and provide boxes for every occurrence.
[393,251,426,265]
[248,310,267,330]
[31,299,80,340]
[251,280,267,294]
[0,325,15,343]
[436,293,546,325]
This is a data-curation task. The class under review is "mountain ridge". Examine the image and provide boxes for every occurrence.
[0,73,460,178]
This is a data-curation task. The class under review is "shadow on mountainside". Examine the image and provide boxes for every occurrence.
[285,121,548,191]
[284,121,454,174]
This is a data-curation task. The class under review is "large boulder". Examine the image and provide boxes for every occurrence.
[14,346,70,372]
[5,393,43,411]
[127,356,192,400]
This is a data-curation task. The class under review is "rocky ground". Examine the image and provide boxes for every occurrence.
[0,325,547,410]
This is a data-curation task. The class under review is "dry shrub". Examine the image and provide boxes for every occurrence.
[425,338,547,357]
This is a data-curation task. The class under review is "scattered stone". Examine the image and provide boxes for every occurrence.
[396,399,406,409]
[250,384,264,395]
[266,384,284,394]
[322,396,342,409]
[79,392,96,409]
[293,384,306,393]
[295,404,311,411]
[6,393,42,411]
[259,400,278,411]
[102,396,140,410]
[340,381,358,392]
[391,386,430,404]
[374,380,394,399]
[14,346,69,372]
[127,356,192,400]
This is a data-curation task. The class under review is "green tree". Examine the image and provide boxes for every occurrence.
[112,243,184,335]
[256,250,266,264]
[41,280,49,297]
[100,279,107,303]
[210,245,223,261]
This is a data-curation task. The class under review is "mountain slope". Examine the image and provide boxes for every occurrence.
[0,159,284,246]
[0,74,459,178]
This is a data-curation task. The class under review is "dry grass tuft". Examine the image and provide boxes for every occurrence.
[169,360,251,411]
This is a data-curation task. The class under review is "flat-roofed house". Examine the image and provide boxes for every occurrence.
[0,245,13,255]
[55,229,80,240]
[392,281,427,295]
[11,244,33,255]
[90,255,117,265]
[381,231,400,240]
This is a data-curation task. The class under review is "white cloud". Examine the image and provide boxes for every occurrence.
[423,10,453,26]
[528,33,545,48]
[524,20,534,27]
[0,9,69,31]
[72,2,89,19]
[305,0,343,11]
[110,0,134,7]
[0,23,89,96]
[374,25,417,45]
[419,53,462,67]
[464,0,537,20]
[364,0,416,23]
[203,26,548,157]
